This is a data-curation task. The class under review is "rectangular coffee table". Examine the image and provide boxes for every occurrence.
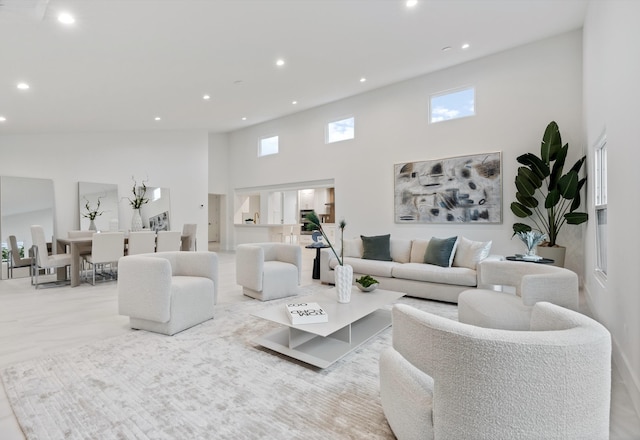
[251,287,404,368]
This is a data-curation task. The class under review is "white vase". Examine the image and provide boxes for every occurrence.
[89,219,97,231]
[335,264,353,303]
[131,209,143,232]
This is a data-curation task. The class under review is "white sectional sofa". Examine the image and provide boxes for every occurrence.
[320,235,499,303]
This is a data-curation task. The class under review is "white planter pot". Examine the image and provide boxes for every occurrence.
[334,264,353,304]
[536,245,566,267]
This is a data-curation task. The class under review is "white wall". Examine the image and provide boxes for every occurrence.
[208,132,230,249]
[583,0,640,415]
[0,130,210,247]
[227,30,585,274]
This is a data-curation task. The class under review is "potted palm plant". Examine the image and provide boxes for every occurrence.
[510,121,588,266]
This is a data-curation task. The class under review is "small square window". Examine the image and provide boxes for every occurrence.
[259,135,279,156]
[326,117,354,143]
[430,86,475,123]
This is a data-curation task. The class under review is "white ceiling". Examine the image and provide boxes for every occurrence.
[0,0,588,135]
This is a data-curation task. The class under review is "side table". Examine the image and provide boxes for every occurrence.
[506,256,555,264]
[305,244,329,279]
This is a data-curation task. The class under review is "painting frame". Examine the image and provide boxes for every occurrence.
[394,151,502,224]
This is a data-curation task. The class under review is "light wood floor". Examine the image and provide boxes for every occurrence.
[0,244,638,439]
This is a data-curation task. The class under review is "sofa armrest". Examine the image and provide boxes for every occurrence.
[320,248,337,284]
[236,245,265,292]
[520,271,578,309]
[118,255,173,322]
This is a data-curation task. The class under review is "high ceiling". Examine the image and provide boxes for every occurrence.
[0,0,588,135]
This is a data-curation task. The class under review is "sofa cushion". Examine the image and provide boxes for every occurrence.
[392,263,477,287]
[424,236,458,267]
[390,239,412,264]
[362,234,392,261]
[343,238,363,258]
[453,236,492,270]
[331,256,397,278]
[410,239,430,263]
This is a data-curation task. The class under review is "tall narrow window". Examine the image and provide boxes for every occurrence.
[430,86,475,123]
[259,135,279,156]
[326,116,354,143]
[594,134,607,276]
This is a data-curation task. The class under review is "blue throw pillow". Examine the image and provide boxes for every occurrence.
[361,234,392,261]
[424,236,458,267]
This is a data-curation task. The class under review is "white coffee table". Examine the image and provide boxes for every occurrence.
[251,287,404,368]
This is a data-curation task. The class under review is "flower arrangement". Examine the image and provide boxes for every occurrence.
[128,177,149,209]
[82,197,104,220]
[305,211,346,266]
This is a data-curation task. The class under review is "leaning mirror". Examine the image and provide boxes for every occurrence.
[78,182,119,232]
[140,187,171,231]
[1,176,55,279]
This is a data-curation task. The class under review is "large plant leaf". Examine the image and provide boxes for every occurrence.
[570,177,587,211]
[549,143,568,189]
[570,156,586,173]
[516,191,538,208]
[511,202,532,218]
[518,166,542,188]
[515,176,536,198]
[558,170,579,199]
[513,222,532,235]
[545,189,561,209]
[565,212,588,225]
[541,121,562,163]
[517,153,549,179]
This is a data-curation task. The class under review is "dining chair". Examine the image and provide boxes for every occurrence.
[7,235,33,279]
[84,232,125,285]
[127,231,156,255]
[155,231,182,252]
[181,223,197,251]
[30,225,72,288]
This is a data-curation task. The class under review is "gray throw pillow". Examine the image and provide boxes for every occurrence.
[361,234,392,261]
[424,236,458,267]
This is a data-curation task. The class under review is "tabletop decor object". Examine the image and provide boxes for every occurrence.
[355,275,379,292]
[82,196,104,231]
[515,230,546,261]
[305,211,351,302]
[128,177,149,232]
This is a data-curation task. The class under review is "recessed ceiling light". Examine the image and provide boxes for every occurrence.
[154,117,161,121]
[462,43,470,49]
[17,82,30,90]
[0,116,6,122]
[406,0,418,8]
[360,77,367,83]
[57,12,75,25]
[242,117,247,121]
[292,101,298,105]
[276,59,285,67]
[203,94,211,100]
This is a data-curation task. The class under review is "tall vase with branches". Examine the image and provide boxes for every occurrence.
[128,177,149,231]
[82,196,104,231]
[305,211,351,302]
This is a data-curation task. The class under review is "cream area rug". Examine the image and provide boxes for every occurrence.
[2,285,457,440]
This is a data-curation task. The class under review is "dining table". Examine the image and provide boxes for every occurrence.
[57,232,191,287]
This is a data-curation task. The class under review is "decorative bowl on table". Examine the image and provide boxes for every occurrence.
[355,275,379,292]
[356,282,379,292]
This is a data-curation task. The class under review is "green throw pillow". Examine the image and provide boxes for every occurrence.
[424,236,458,267]
[361,234,392,261]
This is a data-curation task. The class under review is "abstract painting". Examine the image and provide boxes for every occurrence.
[149,211,170,231]
[394,152,502,224]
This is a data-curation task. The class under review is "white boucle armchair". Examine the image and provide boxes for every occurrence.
[236,243,301,301]
[118,251,218,335]
[379,302,611,440]
[458,259,579,330]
